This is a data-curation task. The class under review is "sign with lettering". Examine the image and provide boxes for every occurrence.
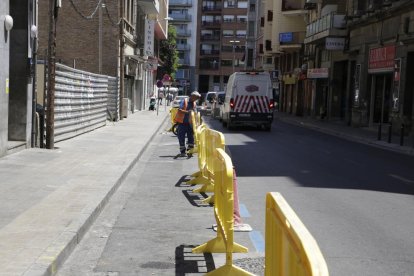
[325,37,345,50]
[279,32,293,43]
[368,45,395,72]
[307,68,329,78]
[144,19,155,57]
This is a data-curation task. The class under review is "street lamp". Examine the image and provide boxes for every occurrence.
[230,40,240,73]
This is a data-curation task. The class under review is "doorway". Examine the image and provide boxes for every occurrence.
[372,74,392,124]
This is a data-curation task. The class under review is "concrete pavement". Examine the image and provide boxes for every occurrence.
[0,107,169,276]
[1,107,413,276]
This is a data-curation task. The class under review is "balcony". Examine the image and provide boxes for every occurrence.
[304,12,347,44]
[279,31,305,51]
[170,13,192,22]
[178,58,190,65]
[176,29,191,37]
[169,0,192,7]
[201,20,221,28]
[281,0,308,16]
[200,49,220,56]
[202,5,222,12]
[176,44,191,51]
[199,60,219,70]
[201,34,221,41]
[137,0,159,14]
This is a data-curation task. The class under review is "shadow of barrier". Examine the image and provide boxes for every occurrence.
[192,148,252,276]
[175,244,216,275]
[265,192,329,276]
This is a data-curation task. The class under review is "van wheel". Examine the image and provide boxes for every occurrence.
[222,120,227,127]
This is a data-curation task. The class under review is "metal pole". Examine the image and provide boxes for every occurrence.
[400,124,404,146]
[31,37,38,148]
[46,0,56,149]
[99,2,103,73]
[119,0,124,120]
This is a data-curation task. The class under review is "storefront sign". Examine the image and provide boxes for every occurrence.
[279,32,293,43]
[368,45,395,72]
[325,37,345,50]
[307,68,329,78]
[144,19,155,57]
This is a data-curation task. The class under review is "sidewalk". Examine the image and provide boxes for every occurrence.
[275,112,414,156]
[0,108,169,276]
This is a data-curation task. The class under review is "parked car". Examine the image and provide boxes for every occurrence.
[172,95,189,108]
[211,91,225,119]
[201,91,217,115]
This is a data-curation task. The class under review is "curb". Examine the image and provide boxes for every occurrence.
[24,113,170,276]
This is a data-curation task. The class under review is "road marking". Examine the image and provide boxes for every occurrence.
[239,203,251,217]
[389,174,414,183]
[249,231,265,253]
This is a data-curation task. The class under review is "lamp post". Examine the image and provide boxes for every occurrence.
[230,40,240,73]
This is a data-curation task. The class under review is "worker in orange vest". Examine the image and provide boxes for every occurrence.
[175,91,201,157]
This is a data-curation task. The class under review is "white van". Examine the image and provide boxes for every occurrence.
[221,71,274,130]
[202,91,217,114]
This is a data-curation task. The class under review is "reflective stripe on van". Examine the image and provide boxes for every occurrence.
[233,95,271,113]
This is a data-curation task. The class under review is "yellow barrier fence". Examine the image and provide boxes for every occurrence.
[265,192,329,276]
[188,111,201,154]
[187,128,225,194]
[193,148,251,276]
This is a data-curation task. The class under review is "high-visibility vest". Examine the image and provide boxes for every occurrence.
[174,98,195,123]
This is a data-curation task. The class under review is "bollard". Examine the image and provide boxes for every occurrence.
[400,124,404,146]
[388,123,392,144]
[378,123,382,141]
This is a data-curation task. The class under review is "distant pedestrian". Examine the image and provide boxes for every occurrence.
[174,91,201,157]
[158,91,164,105]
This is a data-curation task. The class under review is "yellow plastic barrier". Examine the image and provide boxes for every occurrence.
[187,128,225,194]
[193,148,251,276]
[265,192,329,276]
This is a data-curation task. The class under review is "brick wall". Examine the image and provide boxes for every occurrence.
[38,0,119,76]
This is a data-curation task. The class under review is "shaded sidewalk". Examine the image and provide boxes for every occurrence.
[0,109,169,276]
[275,112,414,156]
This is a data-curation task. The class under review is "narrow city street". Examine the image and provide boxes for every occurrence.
[58,116,414,276]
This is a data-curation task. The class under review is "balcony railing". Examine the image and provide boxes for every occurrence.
[176,29,191,37]
[200,49,220,55]
[305,12,346,38]
[199,62,219,70]
[176,44,191,50]
[178,58,190,65]
[201,34,221,41]
[202,5,222,11]
[201,20,221,27]
[169,0,192,6]
[170,14,192,21]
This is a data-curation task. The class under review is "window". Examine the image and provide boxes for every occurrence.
[237,1,248,8]
[237,15,247,23]
[267,10,273,21]
[249,3,255,12]
[248,21,255,36]
[221,59,233,66]
[236,30,246,38]
[223,30,234,37]
[265,40,272,50]
[224,0,235,7]
[223,15,235,22]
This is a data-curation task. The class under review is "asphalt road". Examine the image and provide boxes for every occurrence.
[57,116,414,276]
[205,116,414,276]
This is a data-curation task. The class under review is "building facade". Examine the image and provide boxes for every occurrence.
[0,0,37,157]
[196,0,248,93]
[169,0,198,94]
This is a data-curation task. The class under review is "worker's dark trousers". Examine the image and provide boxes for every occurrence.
[177,124,194,153]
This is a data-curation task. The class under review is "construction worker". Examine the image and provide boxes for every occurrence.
[175,91,201,157]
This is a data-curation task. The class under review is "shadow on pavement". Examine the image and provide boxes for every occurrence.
[182,189,212,207]
[175,244,215,275]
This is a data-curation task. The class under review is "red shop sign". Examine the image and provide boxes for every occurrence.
[369,45,395,71]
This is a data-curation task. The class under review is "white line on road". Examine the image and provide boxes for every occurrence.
[389,174,414,183]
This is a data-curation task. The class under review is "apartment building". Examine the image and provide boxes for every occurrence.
[169,0,198,94]
[196,0,248,93]
[245,0,264,70]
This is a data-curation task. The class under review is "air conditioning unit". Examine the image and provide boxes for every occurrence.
[122,98,130,118]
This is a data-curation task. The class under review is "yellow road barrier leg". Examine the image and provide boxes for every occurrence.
[193,183,214,193]
[201,194,214,204]
[206,264,254,276]
[192,237,248,253]
[186,175,210,186]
